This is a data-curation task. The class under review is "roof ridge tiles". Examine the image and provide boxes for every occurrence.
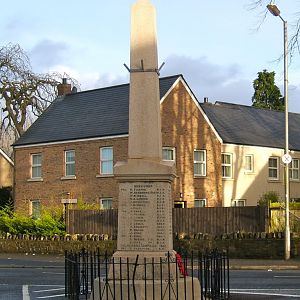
[64,74,183,97]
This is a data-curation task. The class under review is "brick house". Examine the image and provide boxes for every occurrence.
[0,148,14,188]
[14,74,300,215]
[13,75,222,215]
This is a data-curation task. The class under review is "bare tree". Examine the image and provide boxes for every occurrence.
[0,127,16,157]
[0,44,74,137]
[248,0,300,60]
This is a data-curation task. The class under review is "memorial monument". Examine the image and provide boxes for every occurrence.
[92,0,201,298]
[114,0,176,263]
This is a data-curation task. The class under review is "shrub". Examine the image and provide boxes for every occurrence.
[76,197,99,210]
[258,191,280,207]
[35,212,65,236]
[0,206,65,236]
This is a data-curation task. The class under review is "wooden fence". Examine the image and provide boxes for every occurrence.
[67,206,269,236]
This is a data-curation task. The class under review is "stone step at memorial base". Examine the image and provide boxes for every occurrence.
[90,277,201,300]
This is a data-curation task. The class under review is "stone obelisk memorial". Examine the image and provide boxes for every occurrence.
[92,0,200,298]
[114,0,175,259]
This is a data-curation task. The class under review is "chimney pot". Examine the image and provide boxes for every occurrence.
[204,97,209,103]
[57,78,72,96]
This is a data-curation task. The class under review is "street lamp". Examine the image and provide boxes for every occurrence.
[267,4,290,260]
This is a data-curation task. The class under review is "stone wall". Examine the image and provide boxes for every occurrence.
[0,233,299,259]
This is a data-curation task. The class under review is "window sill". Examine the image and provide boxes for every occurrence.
[244,171,255,175]
[96,174,114,178]
[222,178,234,181]
[27,178,43,182]
[268,179,281,183]
[290,179,300,182]
[194,175,206,178]
[61,176,76,180]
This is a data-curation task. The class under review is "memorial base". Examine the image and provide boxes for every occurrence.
[110,250,177,280]
[90,277,201,300]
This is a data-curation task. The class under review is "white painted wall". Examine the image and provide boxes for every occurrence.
[222,144,300,206]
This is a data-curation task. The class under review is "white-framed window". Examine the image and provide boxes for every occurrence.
[162,147,175,161]
[30,200,41,219]
[245,154,254,173]
[100,147,113,175]
[222,153,232,178]
[194,199,206,207]
[268,157,279,180]
[65,150,75,176]
[194,150,206,176]
[31,153,42,178]
[290,159,299,180]
[232,199,246,207]
[100,198,113,210]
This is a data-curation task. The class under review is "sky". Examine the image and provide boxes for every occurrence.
[1,0,300,112]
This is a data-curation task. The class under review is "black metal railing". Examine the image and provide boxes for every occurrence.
[65,248,230,300]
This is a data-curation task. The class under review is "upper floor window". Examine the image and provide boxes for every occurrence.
[194,199,206,207]
[31,154,42,178]
[194,150,206,176]
[268,157,279,180]
[222,153,232,178]
[100,147,113,175]
[245,154,254,173]
[162,147,175,161]
[65,150,75,177]
[100,198,113,210]
[290,158,299,180]
[30,200,41,219]
[232,199,246,207]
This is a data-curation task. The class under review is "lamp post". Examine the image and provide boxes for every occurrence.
[267,4,290,260]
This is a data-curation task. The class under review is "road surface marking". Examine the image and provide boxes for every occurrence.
[30,285,64,287]
[34,288,64,293]
[22,285,30,300]
[274,276,300,278]
[37,295,65,299]
[42,272,65,275]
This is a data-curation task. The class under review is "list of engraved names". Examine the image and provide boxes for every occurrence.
[118,182,172,252]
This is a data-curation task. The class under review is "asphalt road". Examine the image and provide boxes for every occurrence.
[230,270,300,299]
[0,254,300,299]
[0,254,65,299]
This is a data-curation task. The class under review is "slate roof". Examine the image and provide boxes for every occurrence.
[14,75,181,146]
[200,101,300,151]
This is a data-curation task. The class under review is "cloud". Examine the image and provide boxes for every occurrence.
[48,64,128,92]
[161,54,252,105]
[4,18,32,35]
[29,39,69,71]
[93,73,128,89]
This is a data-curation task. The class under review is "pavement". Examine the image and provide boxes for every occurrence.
[0,253,299,270]
[229,258,300,270]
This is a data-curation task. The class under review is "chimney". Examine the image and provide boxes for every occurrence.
[57,78,72,96]
[204,97,209,103]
